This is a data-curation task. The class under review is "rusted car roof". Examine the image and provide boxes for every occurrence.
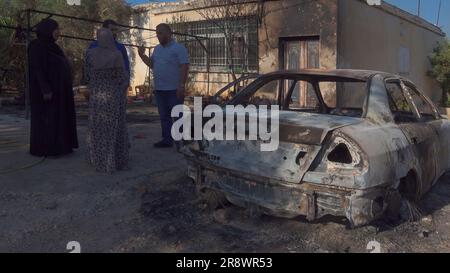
[263,69,393,81]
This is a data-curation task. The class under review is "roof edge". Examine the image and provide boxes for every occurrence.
[132,0,446,37]
[368,0,445,37]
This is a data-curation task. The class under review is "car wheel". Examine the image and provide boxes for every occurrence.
[385,173,422,223]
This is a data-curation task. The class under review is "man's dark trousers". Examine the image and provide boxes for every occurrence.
[155,90,183,145]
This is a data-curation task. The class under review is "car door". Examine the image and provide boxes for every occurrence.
[385,79,438,197]
[402,81,450,182]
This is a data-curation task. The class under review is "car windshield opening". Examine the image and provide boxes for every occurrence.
[238,76,368,118]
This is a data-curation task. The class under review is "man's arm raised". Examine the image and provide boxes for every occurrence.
[138,45,153,69]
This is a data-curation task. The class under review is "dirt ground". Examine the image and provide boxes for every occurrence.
[1,104,450,253]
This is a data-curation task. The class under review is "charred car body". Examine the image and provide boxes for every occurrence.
[180,69,450,227]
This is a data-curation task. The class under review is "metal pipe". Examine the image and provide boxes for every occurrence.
[26,9,208,40]
[437,0,442,26]
[0,24,153,49]
[193,36,210,95]
[25,10,31,120]
[418,0,421,17]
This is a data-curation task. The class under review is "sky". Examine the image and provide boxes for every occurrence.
[127,0,450,36]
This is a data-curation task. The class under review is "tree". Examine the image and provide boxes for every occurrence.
[0,0,132,97]
[188,0,260,82]
[429,40,450,106]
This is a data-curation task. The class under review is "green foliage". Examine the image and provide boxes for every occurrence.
[445,97,450,108]
[0,0,132,94]
[429,40,450,106]
[0,16,15,59]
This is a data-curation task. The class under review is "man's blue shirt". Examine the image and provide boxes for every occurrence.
[151,39,189,91]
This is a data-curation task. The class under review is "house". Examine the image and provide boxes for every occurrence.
[129,0,446,104]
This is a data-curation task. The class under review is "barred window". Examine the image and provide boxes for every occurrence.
[171,17,258,72]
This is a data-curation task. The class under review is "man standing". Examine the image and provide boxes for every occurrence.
[88,19,130,80]
[138,23,189,148]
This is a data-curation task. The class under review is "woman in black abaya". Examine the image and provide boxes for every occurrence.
[28,19,78,157]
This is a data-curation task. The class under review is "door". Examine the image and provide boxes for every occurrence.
[281,38,319,107]
[385,79,438,197]
[402,81,449,182]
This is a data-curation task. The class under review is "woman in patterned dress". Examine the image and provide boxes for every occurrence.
[84,28,129,173]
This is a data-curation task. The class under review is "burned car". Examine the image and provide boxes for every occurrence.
[180,69,450,227]
[184,74,259,107]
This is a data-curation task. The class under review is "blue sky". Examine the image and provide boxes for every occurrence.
[127,0,450,36]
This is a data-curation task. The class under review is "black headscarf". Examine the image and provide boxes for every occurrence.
[35,19,64,56]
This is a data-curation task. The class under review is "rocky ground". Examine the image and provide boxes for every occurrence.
[1,104,450,253]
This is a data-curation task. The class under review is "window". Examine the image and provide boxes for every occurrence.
[240,77,368,117]
[386,82,412,112]
[283,38,320,107]
[399,47,410,75]
[248,79,280,106]
[404,84,436,120]
[319,82,368,117]
[171,17,259,72]
[385,81,416,123]
[306,40,320,69]
[247,78,318,109]
[286,80,318,110]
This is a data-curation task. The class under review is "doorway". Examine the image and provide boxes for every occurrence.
[280,37,320,107]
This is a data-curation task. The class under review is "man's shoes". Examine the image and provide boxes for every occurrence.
[153,141,173,148]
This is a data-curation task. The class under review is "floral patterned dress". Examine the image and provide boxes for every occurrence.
[84,62,129,173]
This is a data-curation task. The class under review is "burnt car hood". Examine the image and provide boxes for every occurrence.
[184,111,362,183]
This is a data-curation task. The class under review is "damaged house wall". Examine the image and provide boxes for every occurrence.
[258,0,338,73]
[130,1,260,95]
[129,0,445,103]
[129,0,338,96]
[337,0,446,103]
